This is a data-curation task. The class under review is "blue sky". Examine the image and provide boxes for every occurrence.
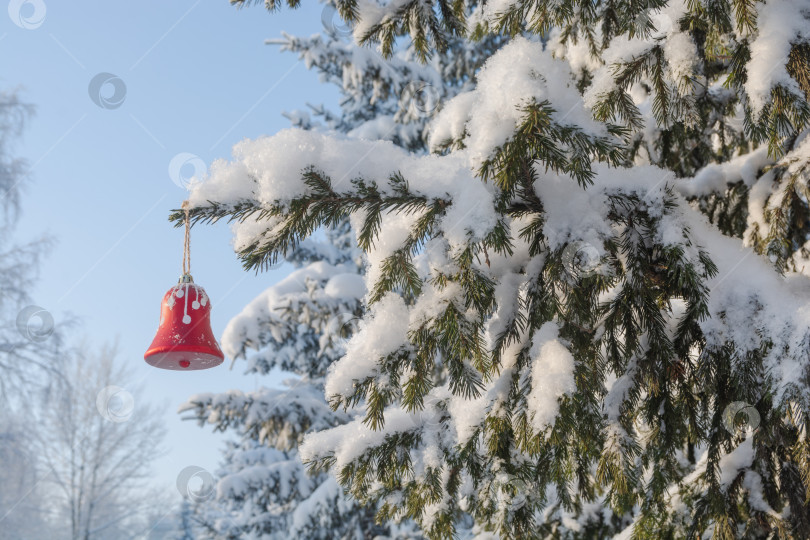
[2,0,336,509]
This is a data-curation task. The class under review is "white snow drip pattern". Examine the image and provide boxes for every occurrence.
[166,283,209,324]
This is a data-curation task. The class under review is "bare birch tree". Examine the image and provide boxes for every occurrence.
[33,343,167,540]
[0,89,64,401]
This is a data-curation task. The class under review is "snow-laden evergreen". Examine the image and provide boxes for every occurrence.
[183,1,810,538]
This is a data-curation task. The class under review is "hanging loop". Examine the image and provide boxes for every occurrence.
[181,200,192,279]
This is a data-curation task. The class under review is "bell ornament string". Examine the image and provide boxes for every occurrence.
[182,200,191,279]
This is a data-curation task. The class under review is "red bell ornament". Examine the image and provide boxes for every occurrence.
[144,275,224,370]
[144,201,224,370]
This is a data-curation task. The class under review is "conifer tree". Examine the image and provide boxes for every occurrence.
[182,1,810,538]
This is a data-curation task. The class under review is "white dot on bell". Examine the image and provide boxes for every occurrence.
[182,315,191,324]
[192,301,200,309]
[175,289,185,298]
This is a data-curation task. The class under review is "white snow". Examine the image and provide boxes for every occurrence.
[745,0,810,114]
[323,273,366,299]
[324,292,410,399]
[526,322,576,433]
[430,37,608,167]
[676,147,771,198]
[584,1,692,108]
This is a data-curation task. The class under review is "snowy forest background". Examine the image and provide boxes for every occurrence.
[4,0,810,539]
